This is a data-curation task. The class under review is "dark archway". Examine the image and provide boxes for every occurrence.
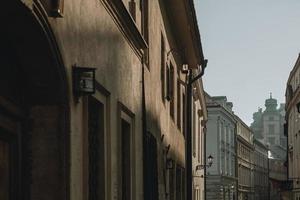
[0,1,69,200]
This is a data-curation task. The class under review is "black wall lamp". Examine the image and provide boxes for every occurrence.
[166,158,174,170]
[52,0,64,17]
[73,65,96,97]
[297,102,300,113]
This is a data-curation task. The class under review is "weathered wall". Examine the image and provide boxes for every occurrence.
[48,0,144,199]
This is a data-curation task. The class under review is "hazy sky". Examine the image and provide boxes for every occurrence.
[195,0,300,125]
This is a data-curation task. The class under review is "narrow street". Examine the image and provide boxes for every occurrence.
[0,0,298,200]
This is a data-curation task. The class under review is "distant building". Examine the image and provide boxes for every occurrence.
[235,116,254,200]
[250,94,286,153]
[205,94,237,200]
[253,139,269,200]
[285,54,300,200]
[250,94,288,200]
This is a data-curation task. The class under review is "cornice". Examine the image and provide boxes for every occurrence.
[207,104,236,124]
[101,0,147,60]
[237,135,254,149]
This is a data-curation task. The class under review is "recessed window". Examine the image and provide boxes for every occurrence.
[161,34,166,102]
[118,102,135,200]
[88,96,105,200]
[177,79,181,129]
[169,64,175,119]
[141,0,149,43]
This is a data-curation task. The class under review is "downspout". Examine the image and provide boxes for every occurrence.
[204,122,207,200]
[235,124,238,200]
[186,60,207,200]
[142,58,148,200]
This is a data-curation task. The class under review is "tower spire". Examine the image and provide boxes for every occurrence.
[270,92,272,99]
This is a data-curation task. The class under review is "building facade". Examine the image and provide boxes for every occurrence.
[0,0,207,200]
[253,139,268,200]
[205,95,237,200]
[191,78,208,200]
[285,54,300,200]
[251,95,288,199]
[251,95,286,154]
[236,117,254,200]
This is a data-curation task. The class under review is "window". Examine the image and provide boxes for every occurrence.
[121,119,131,200]
[192,102,196,156]
[182,169,185,199]
[141,0,149,43]
[280,138,286,147]
[169,167,175,200]
[269,124,275,135]
[177,79,181,129]
[121,0,136,20]
[0,139,11,200]
[118,103,135,200]
[169,64,175,119]
[198,120,201,162]
[182,93,186,136]
[269,137,275,145]
[176,165,182,200]
[128,0,136,20]
[88,97,105,200]
[144,133,158,199]
[161,34,166,102]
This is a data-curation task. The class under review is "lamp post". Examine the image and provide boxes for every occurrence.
[195,155,214,171]
[231,184,235,200]
[185,60,207,200]
[268,157,270,200]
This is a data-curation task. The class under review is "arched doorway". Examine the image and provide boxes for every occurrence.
[0,1,69,199]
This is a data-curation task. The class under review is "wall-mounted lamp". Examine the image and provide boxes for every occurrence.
[297,102,300,113]
[165,144,171,155]
[52,0,64,17]
[196,155,213,171]
[166,158,174,170]
[73,66,96,97]
[161,134,165,142]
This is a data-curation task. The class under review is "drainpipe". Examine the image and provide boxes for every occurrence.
[204,123,207,200]
[268,156,270,200]
[186,60,207,200]
[142,56,148,200]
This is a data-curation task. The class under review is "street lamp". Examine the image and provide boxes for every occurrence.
[208,155,213,166]
[196,155,214,170]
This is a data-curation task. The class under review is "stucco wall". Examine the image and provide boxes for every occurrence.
[47,1,144,199]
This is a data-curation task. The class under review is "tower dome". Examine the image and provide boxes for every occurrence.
[265,93,278,111]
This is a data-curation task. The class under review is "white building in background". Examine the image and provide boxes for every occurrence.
[250,94,286,158]
[251,94,288,199]
[205,94,237,200]
[253,139,268,200]
[235,116,254,200]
